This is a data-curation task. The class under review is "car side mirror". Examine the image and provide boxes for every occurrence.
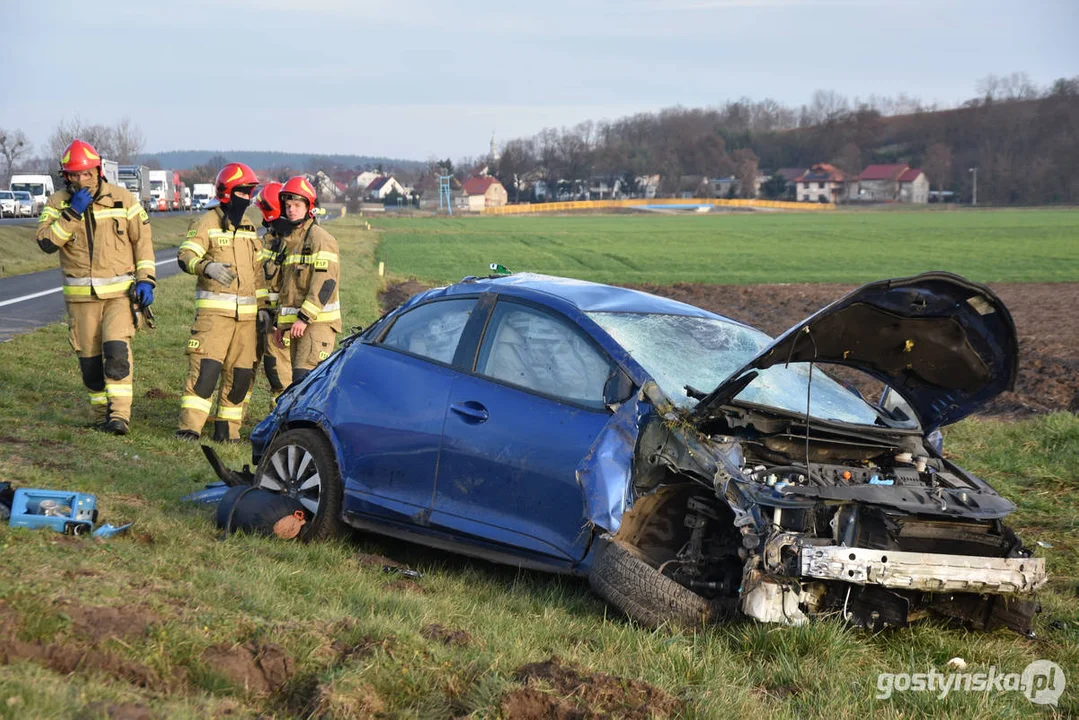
[603,367,634,408]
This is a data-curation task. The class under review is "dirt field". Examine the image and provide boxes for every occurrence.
[382,280,1079,418]
[631,281,1079,418]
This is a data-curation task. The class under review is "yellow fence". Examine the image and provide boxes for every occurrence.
[483,197,835,215]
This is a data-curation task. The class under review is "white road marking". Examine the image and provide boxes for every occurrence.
[0,257,176,308]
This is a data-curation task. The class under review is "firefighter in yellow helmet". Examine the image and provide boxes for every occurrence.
[252,181,292,396]
[175,162,267,442]
[36,139,155,435]
[274,176,341,383]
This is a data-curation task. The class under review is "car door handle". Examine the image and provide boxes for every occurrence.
[450,401,488,423]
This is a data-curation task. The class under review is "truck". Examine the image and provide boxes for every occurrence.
[148,170,175,212]
[9,174,55,215]
[181,185,192,211]
[192,183,215,210]
[101,159,119,186]
[118,165,152,206]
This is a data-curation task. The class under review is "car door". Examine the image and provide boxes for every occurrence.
[431,298,615,562]
[331,297,478,523]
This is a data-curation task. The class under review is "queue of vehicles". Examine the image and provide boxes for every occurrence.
[6,162,196,219]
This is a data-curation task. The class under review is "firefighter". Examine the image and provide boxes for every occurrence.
[175,162,267,442]
[252,181,292,396]
[274,176,341,383]
[36,139,155,436]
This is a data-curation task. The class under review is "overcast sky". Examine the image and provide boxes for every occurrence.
[2,0,1076,162]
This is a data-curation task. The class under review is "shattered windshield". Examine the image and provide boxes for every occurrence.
[588,312,889,427]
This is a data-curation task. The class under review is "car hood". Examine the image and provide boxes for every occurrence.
[691,272,1018,431]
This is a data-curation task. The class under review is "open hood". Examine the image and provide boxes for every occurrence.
[691,272,1018,431]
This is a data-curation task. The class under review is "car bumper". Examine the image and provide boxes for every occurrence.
[799,544,1047,594]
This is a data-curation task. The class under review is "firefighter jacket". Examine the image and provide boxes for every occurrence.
[276,219,341,332]
[258,231,286,311]
[177,206,267,321]
[36,181,155,303]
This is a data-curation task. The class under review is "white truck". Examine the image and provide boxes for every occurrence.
[118,165,152,206]
[101,159,119,186]
[148,170,175,212]
[192,183,215,210]
[9,174,55,215]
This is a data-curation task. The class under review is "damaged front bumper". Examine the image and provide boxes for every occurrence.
[800,544,1046,595]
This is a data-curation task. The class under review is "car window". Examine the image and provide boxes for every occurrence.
[380,298,476,365]
[476,301,612,408]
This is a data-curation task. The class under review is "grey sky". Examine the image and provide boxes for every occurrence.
[2,0,1075,162]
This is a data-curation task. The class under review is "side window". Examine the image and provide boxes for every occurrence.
[380,298,476,365]
[476,302,612,408]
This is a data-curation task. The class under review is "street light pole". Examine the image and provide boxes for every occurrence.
[969,167,978,206]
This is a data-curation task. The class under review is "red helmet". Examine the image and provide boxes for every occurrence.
[61,139,102,173]
[254,181,283,222]
[281,175,317,215]
[215,162,258,203]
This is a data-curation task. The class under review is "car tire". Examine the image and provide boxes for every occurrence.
[254,428,343,541]
[589,536,718,628]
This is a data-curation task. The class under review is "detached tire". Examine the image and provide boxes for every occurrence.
[589,536,717,628]
[254,428,343,541]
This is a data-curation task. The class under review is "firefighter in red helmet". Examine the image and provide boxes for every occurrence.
[176,162,268,442]
[36,139,155,435]
[252,181,292,396]
[274,176,341,383]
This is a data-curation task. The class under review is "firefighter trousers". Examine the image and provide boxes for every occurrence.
[179,314,257,441]
[259,331,292,396]
[289,323,337,384]
[66,297,136,424]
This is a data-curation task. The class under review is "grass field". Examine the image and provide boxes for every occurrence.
[373,208,1079,286]
[0,213,1076,718]
[0,215,195,279]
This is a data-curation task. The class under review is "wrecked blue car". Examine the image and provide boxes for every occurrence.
[233,271,1046,632]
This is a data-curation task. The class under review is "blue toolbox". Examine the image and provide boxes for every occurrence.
[8,488,99,536]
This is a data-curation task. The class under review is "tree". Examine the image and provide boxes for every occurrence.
[731,148,759,198]
[923,143,953,201]
[0,128,31,185]
[760,173,790,200]
[112,117,144,163]
[832,143,861,183]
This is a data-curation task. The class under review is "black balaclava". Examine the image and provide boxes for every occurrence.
[271,216,294,236]
[226,186,253,227]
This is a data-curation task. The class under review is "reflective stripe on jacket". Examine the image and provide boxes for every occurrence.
[36,181,155,302]
[177,206,266,320]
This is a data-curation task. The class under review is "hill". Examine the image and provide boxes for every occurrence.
[138,150,425,172]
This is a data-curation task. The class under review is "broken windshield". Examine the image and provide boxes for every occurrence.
[588,312,890,427]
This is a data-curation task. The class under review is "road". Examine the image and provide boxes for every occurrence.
[0,248,183,342]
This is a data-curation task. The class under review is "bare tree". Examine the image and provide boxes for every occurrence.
[112,117,145,163]
[0,128,32,185]
[923,143,953,200]
[832,142,862,181]
[732,148,759,198]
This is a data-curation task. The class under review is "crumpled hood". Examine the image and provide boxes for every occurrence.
[693,272,1018,431]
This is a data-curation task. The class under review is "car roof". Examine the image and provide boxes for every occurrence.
[437,272,724,319]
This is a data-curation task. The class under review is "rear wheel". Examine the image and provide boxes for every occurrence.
[254,428,343,540]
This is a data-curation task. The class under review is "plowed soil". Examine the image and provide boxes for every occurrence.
[380,280,1079,418]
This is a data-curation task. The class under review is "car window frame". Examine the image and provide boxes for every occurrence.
[372,295,484,371]
[470,295,616,413]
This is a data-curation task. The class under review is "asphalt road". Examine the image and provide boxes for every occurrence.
[0,248,183,342]
[0,217,36,226]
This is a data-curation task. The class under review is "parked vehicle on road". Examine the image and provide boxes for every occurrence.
[192,183,214,210]
[119,165,152,207]
[9,174,54,215]
[101,159,119,186]
[0,190,17,218]
[218,271,1045,634]
[12,191,33,217]
[149,170,177,212]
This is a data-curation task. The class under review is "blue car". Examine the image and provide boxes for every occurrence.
[233,271,1045,632]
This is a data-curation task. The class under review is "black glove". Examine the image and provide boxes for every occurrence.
[257,309,275,335]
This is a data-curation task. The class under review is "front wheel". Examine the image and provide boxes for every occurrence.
[589,536,719,628]
[254,428,343,540]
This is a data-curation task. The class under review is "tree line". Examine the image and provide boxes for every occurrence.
[488,73,1079,205]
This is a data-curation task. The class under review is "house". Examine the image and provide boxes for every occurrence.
[458,176,508,211]
[796,163,847,203]
[897,168,930,204]
[588,176,622,200]
[351,171,381,192]
[365,175,407,200]
[857,164,930,203]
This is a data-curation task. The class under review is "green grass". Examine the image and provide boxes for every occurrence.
[373,208,1079,286]
[0,215,195,278]
[0,215,1076,717]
